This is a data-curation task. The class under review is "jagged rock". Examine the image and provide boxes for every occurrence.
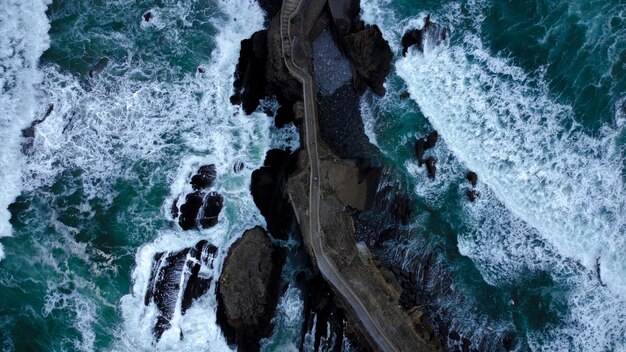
[216,227,286,352]
[178,191,204,230]
[391,195,411,225]
[199,192,224,228]
[425,157,437,179]
[342,24,393,96]
[401,15,449,55]
[425,131,438,149]
[143,11,153,22]
[466,171,478,187]
[171,198,179,219]
[144,240,217,341]
[250,149,298,240]
[190,164,217,190]
[22,104,54,154]
[415,139,426,166]
[232,30,268,114]
[449,330,460,341]
[466,189,478,202]
[399,91,410,99]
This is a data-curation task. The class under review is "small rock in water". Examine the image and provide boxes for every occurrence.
[143,11,153,22]
[449,330,460,341]
[178,191,204,230]
[425,156,437,179]
[399,91,410,100]
[199,192,224,228]
[502,332,516,351]
[466,189,479,202]
[197,67,205,73]
[414,138,426,166]
[171,197,179,218]
[190,164,217,190]
[233,160,244,173]
[424,130,438,149]
[88,57,109,77]
[466,171,478,187]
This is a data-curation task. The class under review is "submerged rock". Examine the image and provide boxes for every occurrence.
[216,227,286,351]
[466,189,479,202]
[391,195,411,225]
[144,240,218,341]
[342,24,393,96]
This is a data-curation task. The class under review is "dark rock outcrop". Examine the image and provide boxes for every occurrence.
[191,164,217,190]
[425,157,437,179]
[342,24,393,96]
[466,171,477,187]
[232,30,268,115]
[414,131,438,166]
[144,240,218,341]
[425,131,438,149]
[178,191,204,230]
[216,227,286,352]
[250,149,298,240]
[414,139,426,166]
[401,15,449,55]
[199,192,224,228]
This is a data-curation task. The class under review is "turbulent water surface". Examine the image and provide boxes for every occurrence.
[0,0,624,351]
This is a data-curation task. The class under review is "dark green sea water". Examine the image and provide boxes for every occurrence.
[1,0,624,351]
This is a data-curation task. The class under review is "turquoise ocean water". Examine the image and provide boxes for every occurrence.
[0,0,624,350]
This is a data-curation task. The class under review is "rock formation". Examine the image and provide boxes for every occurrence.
[144,240,218,340]
[250,149,298,240]
[216,227,286,352]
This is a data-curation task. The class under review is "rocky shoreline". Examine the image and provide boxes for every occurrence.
[139,0,473,350]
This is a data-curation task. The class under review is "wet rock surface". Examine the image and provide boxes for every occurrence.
[144,240,218,341]
[178,191,204,230]
[250,149,298,240]
[190,164,217,190]
[401,15,449,55]
[216,227,286,352]
[231,30,268,114]
[199,192,224,228]
[342,24,393,96]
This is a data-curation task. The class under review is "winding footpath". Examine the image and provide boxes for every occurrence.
[279,1,429,351]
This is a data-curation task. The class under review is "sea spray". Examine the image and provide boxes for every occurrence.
[360,0,626,349]
[0,0,51,258]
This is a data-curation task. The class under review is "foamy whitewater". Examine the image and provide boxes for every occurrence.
[361,0,626,349]
[0,0,51,259]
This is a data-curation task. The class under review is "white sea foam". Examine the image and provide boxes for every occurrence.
[361,0,626,349]
[0,0,51,258]
[260,285,304,352]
